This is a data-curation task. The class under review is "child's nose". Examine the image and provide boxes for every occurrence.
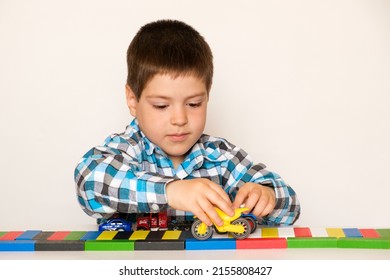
[171,107,188,126]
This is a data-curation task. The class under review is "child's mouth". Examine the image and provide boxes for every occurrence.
[167,133,189,142]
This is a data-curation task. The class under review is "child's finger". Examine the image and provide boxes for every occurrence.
[209,181,233,205]
[199,199,223,226]
[232,185,250,209]
[260,202,275,217]
[204,189,234,218]
[192,206,213,226]
[241,190,261,214]
[251,197,268,217]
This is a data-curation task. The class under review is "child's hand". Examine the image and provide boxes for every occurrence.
[166,178,234,226]
[232,183,276,217]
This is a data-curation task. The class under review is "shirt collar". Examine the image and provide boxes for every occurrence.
[129,119,228,165]
[129,119,164,156]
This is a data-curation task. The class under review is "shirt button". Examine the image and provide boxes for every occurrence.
[151,204,159,211]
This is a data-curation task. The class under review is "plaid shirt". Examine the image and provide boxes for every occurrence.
[74,119,300,226]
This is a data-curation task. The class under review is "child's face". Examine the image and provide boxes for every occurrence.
[126,73,208,167]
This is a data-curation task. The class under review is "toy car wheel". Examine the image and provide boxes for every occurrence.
[191,219,213,240]
[231,218,251,239]
[244,216,257,233]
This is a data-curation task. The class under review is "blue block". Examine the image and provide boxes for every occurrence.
[343,228,363,238]
[80,231,101,240]
[16,230,42,240]
[0,240,36,251]
[186,238,236,250]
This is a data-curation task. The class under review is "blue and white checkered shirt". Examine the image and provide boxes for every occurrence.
[74,119,300,226]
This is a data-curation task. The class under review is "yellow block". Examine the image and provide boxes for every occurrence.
[326,228,345,238]
[162,230,182,240]
[261,228,279,238]
[96,231,118,240]
[129,230,150,240]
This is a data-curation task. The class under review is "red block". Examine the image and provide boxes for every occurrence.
[0,231,24,240]
[47,231,71,240]
[294,227,312,237]
[359,229,380,238]
[236,238,287,249]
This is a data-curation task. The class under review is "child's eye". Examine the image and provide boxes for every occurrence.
[153,104,168,110]
[188,102,202,108]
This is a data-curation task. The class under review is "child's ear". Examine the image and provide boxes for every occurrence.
[125,84,138,117]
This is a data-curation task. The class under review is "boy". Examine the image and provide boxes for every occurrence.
[74,19,300,227]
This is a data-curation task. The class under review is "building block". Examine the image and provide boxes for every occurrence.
[310,228,329,237]
[0,231,24,240]
[294,227,312,237]
[177,230,193,240]
[261,228,279,238]
[186,238,236,250]
[277,227,295,238]
[162,230,182,240]
[64,231,87,240]
[376,229,390,238]
[35,240,85,251]
[16,230,42,240]
[342,228,362,238]
[85,240,134,251]
[287,237,338,248]
[0,240,36,251]
[236,238,287,249]
[0,232,6,238]
[97,231,118,240]
[144,231,166,240]
[47,231,71,240]
[80,231,101,240]
[338,238,390,249]
[359,229,380,238]
[135,240,185,250]
[113,231,133,240]
[326,228,345,238]
[129,230,150,240]
[33,231,55,240]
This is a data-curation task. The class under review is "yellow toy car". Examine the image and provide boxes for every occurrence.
[191,207,253,240]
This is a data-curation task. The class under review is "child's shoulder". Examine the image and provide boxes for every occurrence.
[198,134,244,155]
[101,121,146,155]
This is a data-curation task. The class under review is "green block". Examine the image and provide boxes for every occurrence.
[338,238,390,249]
[287,237,338,248]
[64,231,87,240]
[85,240,135,251]
[376,229,390,238]
[0,232,6,238]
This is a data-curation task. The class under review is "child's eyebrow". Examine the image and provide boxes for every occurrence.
[146,92,207,100]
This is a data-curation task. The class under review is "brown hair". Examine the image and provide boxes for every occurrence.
[126,19,213,99]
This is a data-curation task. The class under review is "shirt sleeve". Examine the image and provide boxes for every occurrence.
[74,134,175,219]
[217,139,301,226]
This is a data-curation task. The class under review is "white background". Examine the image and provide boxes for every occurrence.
[0,0,389,230]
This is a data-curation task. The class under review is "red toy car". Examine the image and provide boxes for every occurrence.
[136,212,168,231]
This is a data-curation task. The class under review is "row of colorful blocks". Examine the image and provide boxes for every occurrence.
[1,228,389,251]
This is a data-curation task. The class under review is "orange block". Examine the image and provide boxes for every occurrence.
[47,231,71,240]
[359,229,380,238]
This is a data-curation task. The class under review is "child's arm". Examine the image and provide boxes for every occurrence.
[209,137,300,226]
[232,164,300,226]
[74,133,174,218]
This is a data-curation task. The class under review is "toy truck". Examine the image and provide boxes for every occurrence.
[136,212,168,231]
